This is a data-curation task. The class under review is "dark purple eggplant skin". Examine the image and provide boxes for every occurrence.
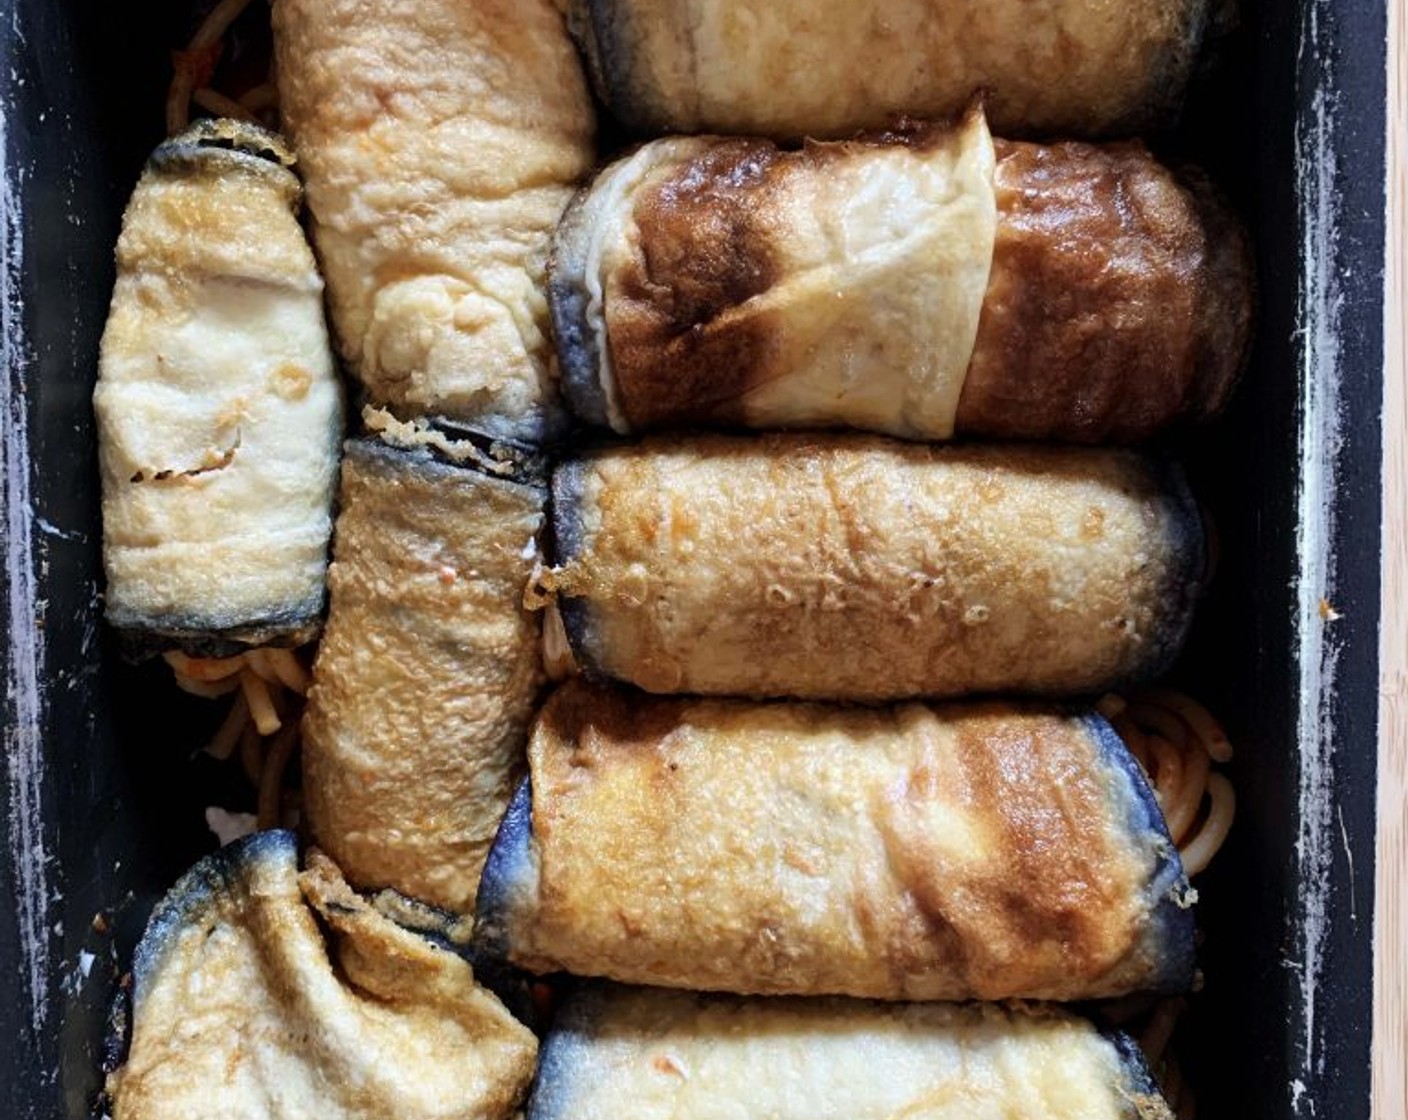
[101,833,300,1096]
[129,830,296,1003]
[546,456,607,680]
[472,777,535,963]
[1084,712,1198,993]
[546,187,613,430]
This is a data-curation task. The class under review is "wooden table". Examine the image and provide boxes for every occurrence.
[1374,3,1405,1114]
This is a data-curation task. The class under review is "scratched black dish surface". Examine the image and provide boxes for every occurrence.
[0,2,1386,1118]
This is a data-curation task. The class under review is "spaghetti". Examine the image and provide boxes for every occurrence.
[166,0,279,135]
[164,647,308,831]
[1099,689,1237,876]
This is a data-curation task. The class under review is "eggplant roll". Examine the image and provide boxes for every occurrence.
[301,435,547,913]
[476,681,1194,1001]
[563,0,1208,139]
[549,435,1204,701]
[551,111,1250,443]
[109,833,536,1120]
[528,986,1173,1120]
[272,0,596,443]
[93,120,342,656]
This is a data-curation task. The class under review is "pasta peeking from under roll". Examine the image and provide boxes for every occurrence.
[301,434,547,914]
[94,119,342,659]
[272,0,596,444]
[546,435,1205,702]
[563,0,1210,140]
[108,833,537,1120]
[475,681,1195,1002]
[527,986,1174,1120]
[550,111,1251,443]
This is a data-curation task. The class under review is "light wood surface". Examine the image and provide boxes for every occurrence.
[1374,0,1406,1114]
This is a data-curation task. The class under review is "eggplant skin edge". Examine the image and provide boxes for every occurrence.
[546,186,612,430]
[129,830,298,1000]
[1083,712,1198,993]
[473,777,536,962]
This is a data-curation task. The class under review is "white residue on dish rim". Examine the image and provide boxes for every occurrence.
[1,83,54,1040]
[1291,0,1350,1095]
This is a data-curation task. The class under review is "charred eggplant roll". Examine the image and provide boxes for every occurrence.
[563,0,1209,139]
[108,833,536,1120]
[548,435,1204,701]
[93,119,342,657]
[272,0,596,444]
[476,681,1194,1001]
[528,986,1173,1120]
[301,433,547,914]
[550,111,1250,443]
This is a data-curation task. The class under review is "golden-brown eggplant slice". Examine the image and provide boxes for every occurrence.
[528,985,1173,1120]
[109,832,537,1120]
[550,112,1251,443]
[301,434,547,913]
[476,681,1195,1001]
[562,0,1209,139]
[94,119,343,658]
[548,435,1204,702]
[272,0,596,444]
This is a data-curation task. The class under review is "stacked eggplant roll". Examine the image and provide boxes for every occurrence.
[274,0,596,915]
[488,5,1249,1119]
[94,117,343,788]
[104,1,598,1117]
[99,1,1250,1118]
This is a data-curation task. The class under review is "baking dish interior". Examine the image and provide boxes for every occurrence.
[0,1,1383,1117]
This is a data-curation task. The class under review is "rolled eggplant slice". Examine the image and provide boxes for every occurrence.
[563,0,1208,139]
[476,681,1194,1001]
[109,833,537,1120]
[550,112,1251,443]
[549,435,1204,701]
[94,119,343,658]
[301,434,547,914]
[272,0,596,444]
[529,986,1173,1120]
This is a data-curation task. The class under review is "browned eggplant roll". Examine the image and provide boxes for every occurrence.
[528,986,1174,1120]
[475,682,1195,1001]
[562,0,1209,139]
[94,119,343,658]
[301,433,547,913]
[109,832,537,1120]
[547,435,1204,701]
[550,112,1251,443]
[272,0,596,444]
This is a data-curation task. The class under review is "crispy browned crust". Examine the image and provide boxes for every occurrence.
[955,140,1253,443]
[562,127,1251,442]
[301,438,547,913]
[550,435,1203,702]
[491,681,1190,1001]
[606,138,787,430]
